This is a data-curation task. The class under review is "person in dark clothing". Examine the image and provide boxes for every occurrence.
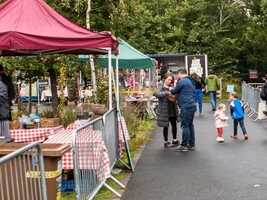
[191,73,206,116]
[160,66,167,80]
[260,74,267,116]
[0,64,15,121]
[171,67,197,152]
[0,75,11,137]
[154,73,180,148]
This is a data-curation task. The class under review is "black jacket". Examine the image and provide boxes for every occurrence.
[0,76,10,120]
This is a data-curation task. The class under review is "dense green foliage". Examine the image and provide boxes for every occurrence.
[1,0,267,84]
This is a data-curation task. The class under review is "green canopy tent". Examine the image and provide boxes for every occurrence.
[78,38,155,69]
[98,38,155,69]
[78,38,156,108]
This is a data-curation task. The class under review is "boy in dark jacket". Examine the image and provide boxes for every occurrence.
[229,92,248,140]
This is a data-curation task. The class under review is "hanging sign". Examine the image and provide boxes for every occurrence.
[249,70,258,79]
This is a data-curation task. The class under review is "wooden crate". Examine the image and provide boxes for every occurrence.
[40,118,60,128]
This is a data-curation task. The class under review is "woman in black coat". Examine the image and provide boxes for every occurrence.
[154,73,180,148]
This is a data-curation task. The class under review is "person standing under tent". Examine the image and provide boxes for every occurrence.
[0,74,11,137]
[0,64,15,121]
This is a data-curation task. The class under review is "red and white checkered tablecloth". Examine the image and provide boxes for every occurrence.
[10,125,64,143]
[68,116,130,142]
[66,123,84,130]
[118,116,130,141]
[44,128,110,180]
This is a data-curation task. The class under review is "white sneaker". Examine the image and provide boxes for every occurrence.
[216,137,224,142]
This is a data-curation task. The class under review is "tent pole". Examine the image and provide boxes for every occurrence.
[85,0,96,92]
[79,71,82,103]
[108,49,112,110]
[116,56,119,109]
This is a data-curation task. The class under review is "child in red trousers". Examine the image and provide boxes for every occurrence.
[214,103,229,142]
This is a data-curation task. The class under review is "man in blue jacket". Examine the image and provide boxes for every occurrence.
[171,67,196,152]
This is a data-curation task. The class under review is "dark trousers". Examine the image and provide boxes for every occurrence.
[233,118,247,135]
[163,117,177,141]
[180,105,197,146]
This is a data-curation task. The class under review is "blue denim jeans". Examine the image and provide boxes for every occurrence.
[208,91,217,109]
[195,89,203,113]
[233,118,247,134]
[180,105,197,146]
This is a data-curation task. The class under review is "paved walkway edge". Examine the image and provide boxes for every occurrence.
[111,127,155,200]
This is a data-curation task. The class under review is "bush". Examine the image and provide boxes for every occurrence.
[59,109,77,128]
[217,75,242,99]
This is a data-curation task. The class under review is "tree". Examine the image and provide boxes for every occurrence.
[243,0,267,79]
[0,56,46,114]
[176,0,248,76]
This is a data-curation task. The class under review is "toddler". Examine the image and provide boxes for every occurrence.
[214,103,229,142]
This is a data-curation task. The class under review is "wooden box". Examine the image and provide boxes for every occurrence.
[40,118,60,128]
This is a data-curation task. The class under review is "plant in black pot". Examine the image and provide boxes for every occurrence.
[76,103,91,120]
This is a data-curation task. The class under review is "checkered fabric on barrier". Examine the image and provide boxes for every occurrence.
[118,117,130,141]
[44,128,110,180]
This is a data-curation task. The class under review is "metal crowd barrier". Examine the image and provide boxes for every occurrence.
[73,112,125,200]
[0,142,47,200]
[102,108,125,196]
[242,82,264,121]
[72,117,106,200]
[103,108,119,170]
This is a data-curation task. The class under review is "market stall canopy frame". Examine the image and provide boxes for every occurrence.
[0,0,118,56]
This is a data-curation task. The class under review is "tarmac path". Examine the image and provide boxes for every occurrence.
[121,102,267,200]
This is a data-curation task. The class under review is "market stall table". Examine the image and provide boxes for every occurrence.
[40,89,92,101]
[79,90,92,98]
[40,89,68,101]
[44,127,110,180]
[10,125,64,143]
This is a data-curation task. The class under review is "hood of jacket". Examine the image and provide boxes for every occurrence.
[207,75,216,80]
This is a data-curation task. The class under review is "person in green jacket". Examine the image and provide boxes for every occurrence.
[205,69,220,111]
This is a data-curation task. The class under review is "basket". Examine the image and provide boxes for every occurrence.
[89,114,102,121]
[91,104,108,115]
[40,118,60,127]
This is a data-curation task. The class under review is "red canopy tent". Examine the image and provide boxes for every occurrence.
[0,0,118,56]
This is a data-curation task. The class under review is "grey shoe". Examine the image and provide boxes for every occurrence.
[187,145,196,150]
[175,146,188,152]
